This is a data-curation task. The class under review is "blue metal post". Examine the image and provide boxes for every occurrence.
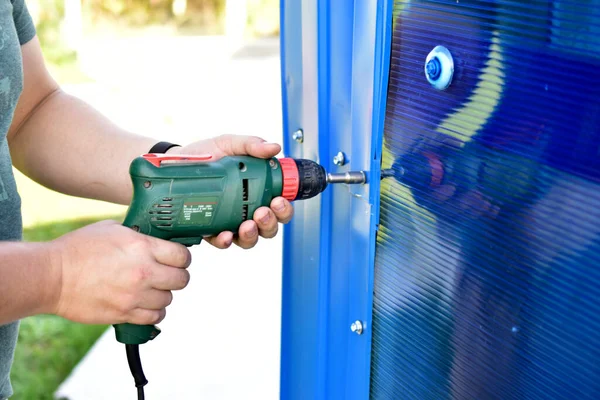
[279,1,394,398]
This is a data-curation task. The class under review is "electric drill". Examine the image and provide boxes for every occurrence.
[116,153,366,398]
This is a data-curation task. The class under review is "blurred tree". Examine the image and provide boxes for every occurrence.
[80,0,277,36]
[25,0,77,65]
[26,0,279,55]
[247,0,278,36]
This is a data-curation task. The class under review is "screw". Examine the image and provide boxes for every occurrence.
[269,159,277,168]
[293,129,304,143]
[143,181,152,189]
[426,57,442,81]
[333,151,346,166]
[350,320,363,335]
[131,225,140,232]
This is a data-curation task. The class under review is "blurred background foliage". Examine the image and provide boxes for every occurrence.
[28,0,279,68]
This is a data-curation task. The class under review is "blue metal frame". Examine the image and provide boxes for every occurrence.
[279,1,394,398]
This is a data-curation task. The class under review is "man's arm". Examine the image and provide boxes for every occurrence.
[0,242,58,324]
[8,36,155,205]
[7,36,293,248]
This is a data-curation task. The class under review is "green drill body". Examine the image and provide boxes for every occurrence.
[124,155,284,245]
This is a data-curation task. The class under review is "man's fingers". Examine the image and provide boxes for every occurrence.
[137,289,173,310]
[215,134,281,158]
[203,231,234,249]
[150,265,191,291]
[128,308,167,326]
[149,237,192,268]
[253,207,279,239]
[270,197,294,224]
[234,220,259,249]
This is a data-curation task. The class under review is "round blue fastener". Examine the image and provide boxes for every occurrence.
[426,57,442,81]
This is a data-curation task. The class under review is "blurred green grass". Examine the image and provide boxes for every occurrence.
[11,318,107,400]
[10,216,124,400]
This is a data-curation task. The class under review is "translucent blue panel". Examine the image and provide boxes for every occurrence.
[371,1,600,399]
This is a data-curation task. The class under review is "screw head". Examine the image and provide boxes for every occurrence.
[350,320,363,335]
[333,151,346,166]
[143,181,152,189]
[293,129,304,143]
[269,159,277,169]
[425,57,442,81]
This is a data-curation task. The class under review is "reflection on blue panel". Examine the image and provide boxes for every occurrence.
[371,1,600,399]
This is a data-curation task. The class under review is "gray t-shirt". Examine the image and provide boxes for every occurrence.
[0,0,36,398]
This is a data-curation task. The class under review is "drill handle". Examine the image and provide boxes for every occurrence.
[114,217,199,344]
[114,322,161,345]
[114,223,161,344]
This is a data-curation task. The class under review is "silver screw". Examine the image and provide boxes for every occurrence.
[350,320,363,335]
[333,151,346,166]
[269,159,277,168]
[292,129,304,143]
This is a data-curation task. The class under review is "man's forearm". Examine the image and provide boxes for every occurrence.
[0,242,59,325]
[9,89,157,205]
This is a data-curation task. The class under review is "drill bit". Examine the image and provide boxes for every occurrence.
[326,167,402,185]
[326,171,367,184]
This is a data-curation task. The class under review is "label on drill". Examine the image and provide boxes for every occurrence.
[179,197,218,225]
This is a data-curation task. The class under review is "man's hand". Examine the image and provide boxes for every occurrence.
[168,134,294,250]
[50,220,191,326]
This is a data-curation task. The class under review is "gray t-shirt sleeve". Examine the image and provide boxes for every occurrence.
[11,0,36,45]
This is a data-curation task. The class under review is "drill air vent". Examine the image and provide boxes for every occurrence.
[241,179,249,220]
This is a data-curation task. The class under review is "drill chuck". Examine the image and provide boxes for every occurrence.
[279,158,367,201]
[279,158,328,201]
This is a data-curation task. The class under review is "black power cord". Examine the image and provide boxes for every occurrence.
[125,344,148,400]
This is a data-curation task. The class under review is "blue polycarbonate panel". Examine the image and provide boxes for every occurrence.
[279,0,393,398]
[371,1,600,399]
